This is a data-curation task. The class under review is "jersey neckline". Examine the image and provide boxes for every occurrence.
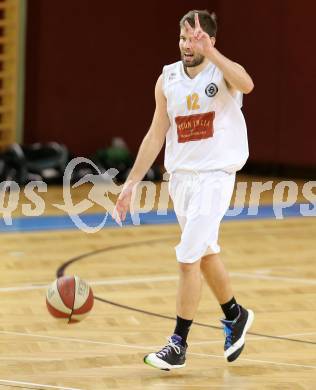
[180,60,214,82]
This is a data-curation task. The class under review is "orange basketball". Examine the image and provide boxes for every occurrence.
[46,275,94,323]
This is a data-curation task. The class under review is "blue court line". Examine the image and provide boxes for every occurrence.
[0,203,315,232]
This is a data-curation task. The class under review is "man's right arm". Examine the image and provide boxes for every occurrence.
[125,74,170,184]
[113,74,170,222]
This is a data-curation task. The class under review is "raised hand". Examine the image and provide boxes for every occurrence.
[184,13,214,56]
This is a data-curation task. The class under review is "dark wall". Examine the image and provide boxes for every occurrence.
[24,0,217,157]
[24,0,316,167]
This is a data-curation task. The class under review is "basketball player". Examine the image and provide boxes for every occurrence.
[113,10,254,370]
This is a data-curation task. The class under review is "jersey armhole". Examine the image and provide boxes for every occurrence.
[161,66,168,98]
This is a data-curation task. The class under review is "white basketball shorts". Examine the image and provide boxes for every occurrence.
[169,170,236,263]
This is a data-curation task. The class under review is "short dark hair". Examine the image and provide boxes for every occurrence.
[180,10,217,38]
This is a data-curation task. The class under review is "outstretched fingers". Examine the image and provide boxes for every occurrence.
[194,13,203,38]
[194,30,202,40]
[184,20,194,35]
[194,12,201,30]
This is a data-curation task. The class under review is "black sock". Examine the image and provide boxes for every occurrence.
[220,297,240,321]
[174,316,192,346]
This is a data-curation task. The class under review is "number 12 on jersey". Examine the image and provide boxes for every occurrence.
[186,93,200,110]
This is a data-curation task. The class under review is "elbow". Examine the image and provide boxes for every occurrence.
[243,79,254,94]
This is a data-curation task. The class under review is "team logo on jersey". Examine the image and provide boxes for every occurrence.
[169,72,177,81]
[205,83,218,97]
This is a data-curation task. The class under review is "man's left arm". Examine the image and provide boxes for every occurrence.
[184,13,254,94]
[206,47,254,94]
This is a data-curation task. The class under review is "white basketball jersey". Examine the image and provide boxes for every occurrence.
[162,60,249,173]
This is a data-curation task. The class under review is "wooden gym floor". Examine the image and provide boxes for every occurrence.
[0,175,315,389]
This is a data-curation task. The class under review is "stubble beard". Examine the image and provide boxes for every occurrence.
[181,53,205,68]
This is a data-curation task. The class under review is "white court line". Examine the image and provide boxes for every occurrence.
[0,330,151,351]
[0,275,179,293]
[231,272,316,285]
[0,379,82,390]
[0,330,315,370]
[152,386,231,388]
[0,284,49,292]
[190,331,316,346]
[189,351,316,369]
[0,357,62,361]
[1,271,316,293]
[3,329,316,349]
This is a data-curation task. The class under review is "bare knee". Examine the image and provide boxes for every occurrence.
[178,260,201,275]
[201,253,219,268]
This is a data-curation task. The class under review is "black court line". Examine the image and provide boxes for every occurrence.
[57,237,316,346]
